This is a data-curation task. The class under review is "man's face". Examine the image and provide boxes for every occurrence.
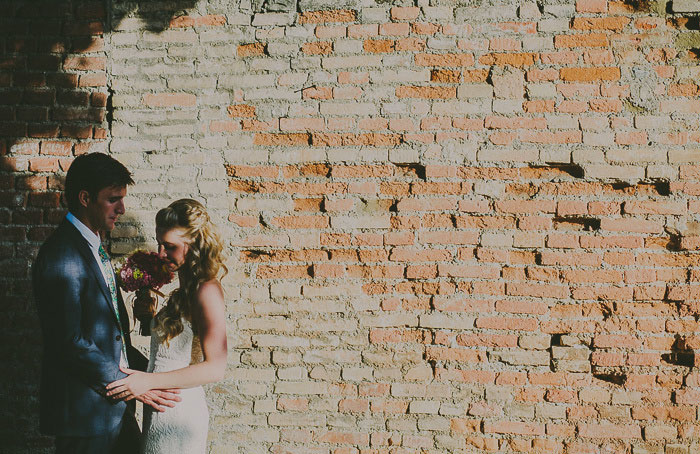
[83,185,127,234]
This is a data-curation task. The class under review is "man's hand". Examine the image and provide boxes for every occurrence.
[135,389,181,412]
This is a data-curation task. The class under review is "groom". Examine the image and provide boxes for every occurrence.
[33,153,179,453]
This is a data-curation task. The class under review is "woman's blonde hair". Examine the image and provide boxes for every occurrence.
[154,199,227,344]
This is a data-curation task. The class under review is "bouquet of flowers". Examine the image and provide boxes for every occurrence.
[117,250,174,335]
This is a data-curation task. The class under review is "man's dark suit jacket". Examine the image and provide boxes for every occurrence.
[33,219,146,437]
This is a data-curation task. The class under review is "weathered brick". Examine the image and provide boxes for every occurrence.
[415,53,475,67]
[5,3,700,453]
[560,67,620,81]
[299,10,357,24]
[578,423,641,439]
[142,93,196,107]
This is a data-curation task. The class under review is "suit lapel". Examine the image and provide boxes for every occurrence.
[61,220,122,326]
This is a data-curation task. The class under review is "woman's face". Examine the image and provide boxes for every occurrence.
[156,227,190,271]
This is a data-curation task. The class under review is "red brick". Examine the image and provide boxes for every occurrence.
[576,0,608,12]
[370,400,409,413]
[495,299,548,314]
[379,22,410,36]
[560,67,621,81]
[28,157,59,172]
[456,333,518,347]
[591,351,624,366]
[277,398,308,411]
[615,131,647,145]
[63,56,106,71]
[337,71,369,84]
[600,218,663,234]
[170,14,226,28]
[496,200,556,214]
[479,52,538,67]
[338,399,368,412]
[527,68,559,81]
[237,42,266,57]
[589,99,622,112]
[363,39,395,53]
[431,69,461,83]
[302,41,333,55]
[39,141,72,156]
[506,283,569,298]
[412,22,440,35]
[572,17,630,30]
[311,132,401,147]
[302,86,332,100]
[79,73,107,87]
[370,328,430,344]
[425,346,487,362]
[253,133,310,146]
[546,389,578,403]
[593,334,642,348]
[270,215,328,229]
[475,317,538,331]
[396,85,456,99]
[523,100,556,113]
[395,37,426,51]
[299,9,357,24]
[256,265,311,279]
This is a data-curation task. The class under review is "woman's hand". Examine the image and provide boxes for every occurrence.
[106,367,156,401]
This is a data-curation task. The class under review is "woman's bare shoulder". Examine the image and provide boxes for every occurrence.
[196,279,224,304]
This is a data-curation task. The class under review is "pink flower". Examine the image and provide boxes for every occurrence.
[117,250,174,293]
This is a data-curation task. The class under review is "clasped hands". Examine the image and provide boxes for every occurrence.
[106,367,179,412]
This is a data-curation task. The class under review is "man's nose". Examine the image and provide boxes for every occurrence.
[158,245,166,258]
[116,200,125,214]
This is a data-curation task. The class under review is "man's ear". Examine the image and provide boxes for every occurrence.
[78,189,91,208]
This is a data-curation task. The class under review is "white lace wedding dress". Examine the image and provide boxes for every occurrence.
[141,319,208,454]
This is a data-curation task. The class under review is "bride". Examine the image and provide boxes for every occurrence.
[106,199,227,453]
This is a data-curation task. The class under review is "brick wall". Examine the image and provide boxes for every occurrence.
[1,1,109,450]
[3,0,700,452]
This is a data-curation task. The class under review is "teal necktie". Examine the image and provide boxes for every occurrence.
[97,243,129,367]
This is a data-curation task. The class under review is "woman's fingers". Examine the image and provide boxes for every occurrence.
[105,379,124,391]
[106,387,121,397]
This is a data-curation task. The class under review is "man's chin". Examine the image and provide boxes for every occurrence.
[107,217,120,229]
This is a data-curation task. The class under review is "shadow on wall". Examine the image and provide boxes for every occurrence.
[0,1,196,451]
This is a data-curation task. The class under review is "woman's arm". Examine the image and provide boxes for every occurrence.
[106,280,227,399]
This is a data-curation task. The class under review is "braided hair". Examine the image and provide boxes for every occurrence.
[154,199,227,344]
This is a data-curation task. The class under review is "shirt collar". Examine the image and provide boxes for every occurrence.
[66,212,102,251]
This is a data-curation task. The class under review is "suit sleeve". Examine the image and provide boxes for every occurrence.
[34,251,127,397]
